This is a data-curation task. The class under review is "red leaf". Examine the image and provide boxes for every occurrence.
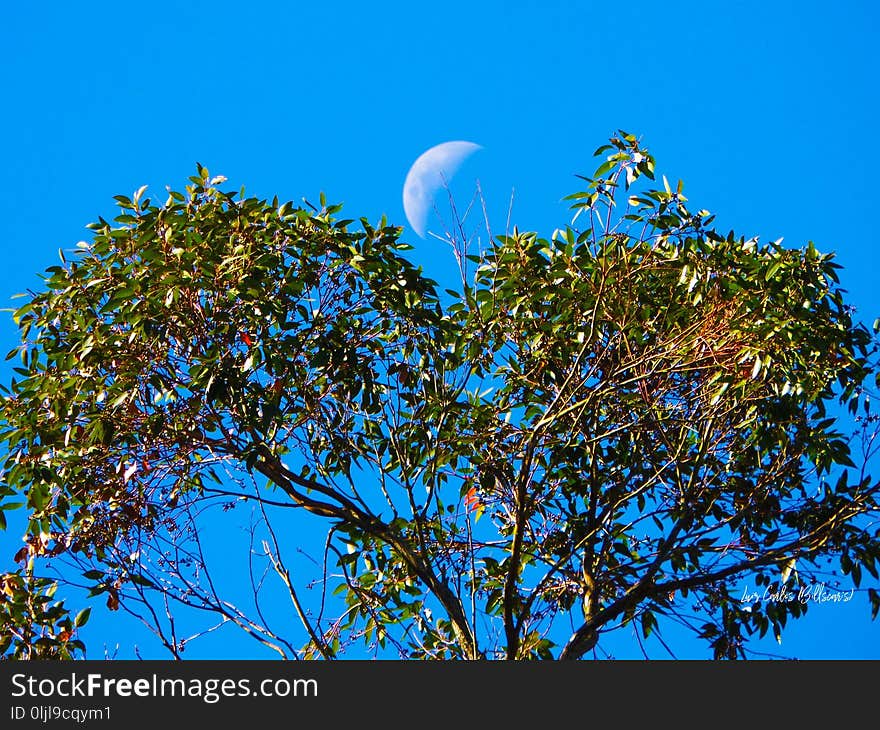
[464,486,479,513]
[241,332,253,347]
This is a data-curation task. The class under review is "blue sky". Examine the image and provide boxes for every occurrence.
[1,1,878,658]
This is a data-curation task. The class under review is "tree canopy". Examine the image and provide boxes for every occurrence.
[2,133,879,659]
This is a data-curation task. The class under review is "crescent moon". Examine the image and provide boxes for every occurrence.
[402,141,482,238]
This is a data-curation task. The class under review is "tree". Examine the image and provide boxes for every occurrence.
[2,134,879,660]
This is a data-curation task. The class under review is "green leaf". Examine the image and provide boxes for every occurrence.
[641,611,656,639]
[74,608,91,628]
[593,159,617,178]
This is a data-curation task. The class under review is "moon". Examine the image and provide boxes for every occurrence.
[402,141,482,238]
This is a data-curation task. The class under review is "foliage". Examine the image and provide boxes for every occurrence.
[1,138,879,659]
[0,564,87,659]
